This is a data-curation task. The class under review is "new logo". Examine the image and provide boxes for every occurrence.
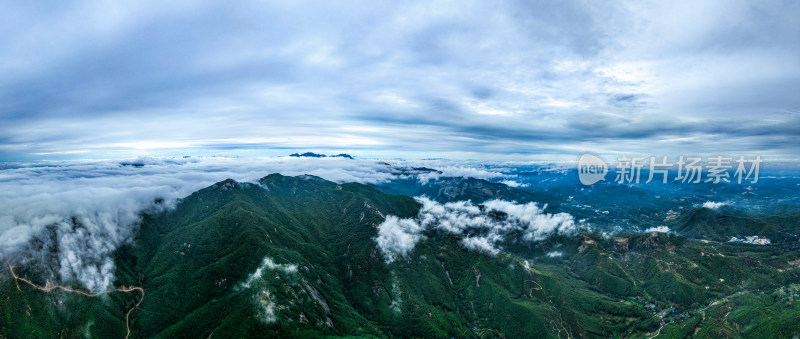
[578,153,608,185]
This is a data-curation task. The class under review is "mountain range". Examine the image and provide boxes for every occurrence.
[2,174,799,338]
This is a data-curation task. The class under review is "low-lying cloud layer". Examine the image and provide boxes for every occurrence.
[0,156,520,291]
[702,201,727,210]
[415,166,507,184]
[241,256,299,289]
[644,225,671,233]
[376,197,578,262]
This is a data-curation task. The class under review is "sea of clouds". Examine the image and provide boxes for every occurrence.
[0,156,526,291]
[376,197,578,262]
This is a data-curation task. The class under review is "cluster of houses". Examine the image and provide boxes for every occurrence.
[728,235,771,245]
[778,285,800,302]
[636,297,691,325]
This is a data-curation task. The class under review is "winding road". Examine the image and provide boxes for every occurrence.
[6,262,144,339]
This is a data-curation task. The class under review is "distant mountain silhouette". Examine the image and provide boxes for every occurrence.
[289,152,353,159]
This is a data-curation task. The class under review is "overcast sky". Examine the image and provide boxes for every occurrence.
[1,0,799,161]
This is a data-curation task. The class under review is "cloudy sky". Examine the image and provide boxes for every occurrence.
[2,0,799,161]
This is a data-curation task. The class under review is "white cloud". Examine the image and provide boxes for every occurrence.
[375,197,577,261]
[644,225,670,233]
[545,251,563,258]
[482,200,577,241]
[241,256,298,289]
[461,236,500,256]
[499,180,527,188]
[701,201,726,209]
[375,216,425,263]
[415,165,508,184]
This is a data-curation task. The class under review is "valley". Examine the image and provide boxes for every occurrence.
[2,174,799,338]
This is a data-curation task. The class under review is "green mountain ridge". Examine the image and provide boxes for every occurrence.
[2,174,799,338]
[670,206,800,246]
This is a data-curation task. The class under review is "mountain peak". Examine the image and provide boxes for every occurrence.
[289,152,354,159]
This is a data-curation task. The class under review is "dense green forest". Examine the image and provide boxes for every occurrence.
[2,174,799,338]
